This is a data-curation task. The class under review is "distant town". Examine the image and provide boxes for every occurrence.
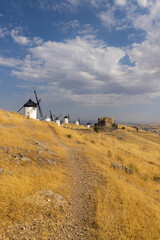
[128,123,160,135]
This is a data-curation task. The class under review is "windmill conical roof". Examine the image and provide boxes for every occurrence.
[24,99,37,107]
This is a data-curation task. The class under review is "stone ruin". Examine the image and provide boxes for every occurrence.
[95,116,118,130]
[97,117,114,127]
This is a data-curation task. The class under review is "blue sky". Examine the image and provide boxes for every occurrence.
[0,0,160,122]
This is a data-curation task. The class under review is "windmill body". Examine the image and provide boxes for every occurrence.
[86,123,91,128]
[56,119,61,126]
[24,99,37,119]
[43,116,51,121]
[64,115,69,124]
[75,120,79,125]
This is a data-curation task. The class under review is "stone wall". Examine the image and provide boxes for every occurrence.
[98,117,114,126]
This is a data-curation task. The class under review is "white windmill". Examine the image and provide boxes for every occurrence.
[17,90,43,120]
[42,111,54,122]
[75,117,80,125]
[86,122,91,128]
[53,114,62,126]
[64,114,69,124]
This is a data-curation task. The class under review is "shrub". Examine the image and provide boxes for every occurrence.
[112,123,118,129]
[94,126,99,133]
[66,134,72,138]
[122,126,125,129]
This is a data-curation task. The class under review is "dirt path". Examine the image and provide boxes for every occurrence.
[2,127,100,240]
[52,130,98,239]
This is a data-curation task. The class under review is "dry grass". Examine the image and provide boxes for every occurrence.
[0,109,68,233]
[56,123,160,239]
[1,109,160,239]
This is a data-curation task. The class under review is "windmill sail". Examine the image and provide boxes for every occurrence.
[34,90,43,118]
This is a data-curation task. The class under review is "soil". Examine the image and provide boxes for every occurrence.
[2,127,102,240]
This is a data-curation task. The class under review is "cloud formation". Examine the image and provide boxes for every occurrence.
[1,0,160,108]
[8,31,159,106]
[11,28,31,45]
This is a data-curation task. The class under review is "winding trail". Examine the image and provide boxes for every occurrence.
[51,128,98,240]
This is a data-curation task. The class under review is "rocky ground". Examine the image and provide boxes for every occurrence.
[1,127,103,240]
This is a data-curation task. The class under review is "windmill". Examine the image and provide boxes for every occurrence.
[86,122,91,128]
[75,117,80,125]
[64,114,70,124]
[53,114,62,126]
[41,110,54,122]
[17,90,43,120]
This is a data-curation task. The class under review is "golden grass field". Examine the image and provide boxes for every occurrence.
[0,109,160,239]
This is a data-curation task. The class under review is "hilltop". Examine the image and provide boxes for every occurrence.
[0,109,160,240]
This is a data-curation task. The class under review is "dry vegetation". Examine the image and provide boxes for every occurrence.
[0,109,160,239]
[0,109,68,236]
[55,123,160,239]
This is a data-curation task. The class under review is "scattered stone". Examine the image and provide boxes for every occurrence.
[38,149,43,155]
[13,154,19,159]
[39,190,67,204]
[21,157,31,162]
[19,153,25,158]
[110,163,133,174]
[7,148,11,154]
[0,168,4,174]
[45,159,57,165]
[0,146,7,150]
[47,150,55,155]
[16,160,20,165]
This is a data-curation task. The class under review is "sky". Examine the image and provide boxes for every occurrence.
[0,0,160,123]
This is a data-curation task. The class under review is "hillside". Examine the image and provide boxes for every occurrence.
[0,109,160,239]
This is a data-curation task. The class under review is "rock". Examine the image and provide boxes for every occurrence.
[0,168,4,174]
[110,163,133,174]
[19,153,25,158]
[47,150,55,155]
[0,146,7,150]
[38,149,43,155]
[21,157,31,162]
[7,148,11,154]
[45,159,57,165]
[39,190,67,203]
[13,154,19,159]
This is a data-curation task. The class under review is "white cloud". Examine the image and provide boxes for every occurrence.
[66,0,79,6]
[137,0,152,7]
[33,37,43,45]
[99,9,116,29]
[0,13,3,17]
[115,0,127,6]
[0,27,8,38]
[0,55,22,67]
[9,34,156,106]
[11,29,31,45]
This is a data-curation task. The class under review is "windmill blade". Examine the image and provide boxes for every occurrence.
[78,117,80,123]
[41,115,47,121]
[34,90,43,118]
[58,114,62,119]
[53,114,57,119]
[38,104,43,118]
[68,114,70,119]
[17,105,24,112]
[50,111,53,121]
[34,90,39,104]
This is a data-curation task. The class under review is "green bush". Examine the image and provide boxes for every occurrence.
[94,126,99,133]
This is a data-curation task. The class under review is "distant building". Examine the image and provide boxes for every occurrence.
[97,117,114,127]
